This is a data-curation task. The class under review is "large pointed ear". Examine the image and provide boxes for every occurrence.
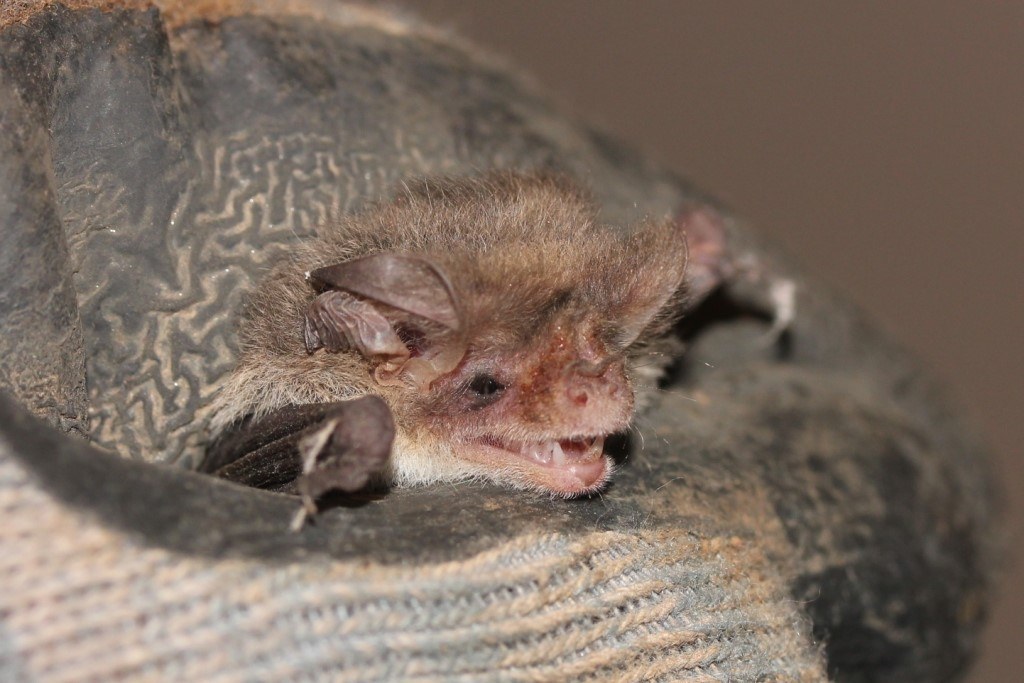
[614,206,729,346]
[678,205,730,305]
[304,290,410,358]
[308,254,461,331]
[305,254,466,390]
[612,215,690,345]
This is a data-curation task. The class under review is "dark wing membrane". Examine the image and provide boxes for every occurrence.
[204,397,395,499]
[202,403,342,477]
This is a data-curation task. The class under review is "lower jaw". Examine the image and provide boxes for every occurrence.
[529,455,612,497]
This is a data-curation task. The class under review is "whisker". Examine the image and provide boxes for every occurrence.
[629,422,647,452]
[654,476,686,493]
[635,383,702,401]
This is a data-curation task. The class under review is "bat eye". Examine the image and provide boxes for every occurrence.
[469,374,505,396]
[467,374,506,407]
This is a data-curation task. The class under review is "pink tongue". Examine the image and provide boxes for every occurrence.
[566,457,608,487]
[560,439,589,454]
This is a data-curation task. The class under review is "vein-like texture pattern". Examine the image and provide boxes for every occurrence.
[13,2,683,467]
[0,444,826,682]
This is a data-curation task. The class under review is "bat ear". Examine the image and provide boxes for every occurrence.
[306,254,465,390]
[308,254,461,331]
[614,206,727,345]
[678,205,729,305]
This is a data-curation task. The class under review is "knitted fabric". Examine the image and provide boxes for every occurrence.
[0,444,826,682]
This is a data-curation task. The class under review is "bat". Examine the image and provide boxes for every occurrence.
[202,172,792,525]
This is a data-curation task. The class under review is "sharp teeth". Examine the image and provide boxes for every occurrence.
[551,440,566,467]
[504,437,604,467]
[522,441,551,464]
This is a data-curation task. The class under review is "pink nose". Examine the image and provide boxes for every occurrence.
[566,372,623,408]
[541,359,634,434]
[568,387,589,406]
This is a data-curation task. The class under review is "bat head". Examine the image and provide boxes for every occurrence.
[299,174,725,496]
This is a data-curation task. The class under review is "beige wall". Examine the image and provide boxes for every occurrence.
[413,2,1023,679]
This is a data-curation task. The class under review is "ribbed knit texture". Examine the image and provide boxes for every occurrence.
[0,448,826,682]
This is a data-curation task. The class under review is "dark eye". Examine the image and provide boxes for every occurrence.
[469,374,505,396]
[467,374,506,407]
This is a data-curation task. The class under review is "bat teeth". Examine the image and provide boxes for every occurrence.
[551,440,566,467]
[504,436,605,467]
[519,440,557,465]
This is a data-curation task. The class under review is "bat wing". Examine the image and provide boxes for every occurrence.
[617,205,794,347]
[295,395,395,499]
[680,206,796,338]
[206,396,395,505]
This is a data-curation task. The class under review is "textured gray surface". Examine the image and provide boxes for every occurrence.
[0,1,999,681]
[0,19,87,438]
[0,413,828,681]
[7,2,685,466]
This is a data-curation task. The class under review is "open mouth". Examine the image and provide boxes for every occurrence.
[468,435,611,496]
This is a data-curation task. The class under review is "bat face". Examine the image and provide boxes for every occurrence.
[416,316,634,496]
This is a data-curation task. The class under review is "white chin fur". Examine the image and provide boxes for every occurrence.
[387,432,569,494]
[387,432,495,488]
[386,432,613,498]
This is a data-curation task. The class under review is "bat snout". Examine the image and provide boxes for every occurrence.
[567,385,590,407]
[566,375,624,407]
[557,362,632,431]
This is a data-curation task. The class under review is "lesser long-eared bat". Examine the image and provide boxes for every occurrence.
[203,172,791,524]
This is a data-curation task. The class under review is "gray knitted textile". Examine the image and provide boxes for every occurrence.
[0,1,997,681]
[0,441,825,681]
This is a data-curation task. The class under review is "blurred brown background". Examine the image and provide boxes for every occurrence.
[411,1,1021,680]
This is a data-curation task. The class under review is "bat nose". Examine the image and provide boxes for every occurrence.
[568,386,590,407]
[565,368,624,408]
